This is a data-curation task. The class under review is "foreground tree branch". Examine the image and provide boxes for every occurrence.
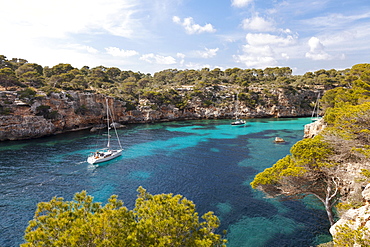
[251,135,340,226]
[22,188,227,246]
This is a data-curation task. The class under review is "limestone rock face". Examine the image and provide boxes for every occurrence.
[330,204,370,240]
[0,115,56,140]
[330,162,370,245]
[0,88,319,141]
[304,118,326,138]
[362,184,370,202]
[0,91,126,141]
[330,184,370,246]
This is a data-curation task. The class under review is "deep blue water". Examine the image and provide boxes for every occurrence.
[0,118,331,246]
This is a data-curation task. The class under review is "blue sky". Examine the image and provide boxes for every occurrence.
[1,0,369,75]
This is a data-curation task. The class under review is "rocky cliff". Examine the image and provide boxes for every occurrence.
[303,118,326,138]
[303,118,370,245]
[0,88,318,141]
[330,173,370,245]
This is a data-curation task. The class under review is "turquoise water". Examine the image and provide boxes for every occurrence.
[0,118,330,246]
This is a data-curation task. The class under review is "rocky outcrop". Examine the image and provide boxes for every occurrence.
[0,115,56,140]
[0,88,319,141]
[330,178,370,246]
[303,118,326,138]
[0,91,126,141]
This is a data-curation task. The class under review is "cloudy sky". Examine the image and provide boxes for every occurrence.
[1,0,369,74]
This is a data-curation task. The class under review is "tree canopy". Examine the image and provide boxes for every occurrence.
[251,63,370,230]
[250,135,339,226]
[22,187,226,247]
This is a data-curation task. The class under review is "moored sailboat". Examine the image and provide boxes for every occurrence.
[87,98,123,164]
[311,92,322,122]
[231,92,246,125]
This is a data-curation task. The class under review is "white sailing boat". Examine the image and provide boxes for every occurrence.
[87,98,123,164]
[311,92,322,122]
[231,92,246,125]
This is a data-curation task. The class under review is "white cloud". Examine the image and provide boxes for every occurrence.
[246,33,296,46]
[140,53,176,64]
[177,53,186,65]
[105,47,139,57]
[0,0,145,70]
[64,44,99,54]
[176,53,186,59]
[234,32,298,68]
[305,37,332,60]
[234,45,277,68]
[303,12,370,29]
[281,53,289,59]
[184,62,211,70]
[172,16,216,34]
[231,0,253,8]
[0,0,140,39]
[242,15,275,31]
[196,48,219,58]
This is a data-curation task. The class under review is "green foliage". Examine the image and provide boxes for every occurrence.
[35,105,59,119]
[39,86,62,96]
[290,135,334,168]
[15,63,44,88]
[360,169,370,179]
[18,87,36,99]
[251,135,334,190]
[251,155,302,189]
[0,105,12,115]
[250,135,338,225]
[134,187,226,246]
[239,92,257,106]
[335,201,364,211]
[321,64,370,111]
[125,101,137,111]
[22,188,226,247]
[75,105,88,115]
[0,67,19,89]
[22,191,136,247]
[323,102,370,162]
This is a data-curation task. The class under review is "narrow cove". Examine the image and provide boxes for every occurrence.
[0,118,330,246]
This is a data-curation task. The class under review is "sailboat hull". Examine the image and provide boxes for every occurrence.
[231,119,246,125]
[87,149,123,164]
[87,98,123,165]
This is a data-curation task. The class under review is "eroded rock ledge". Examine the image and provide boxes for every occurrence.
[0,89,317,141]
[303,118,326,138]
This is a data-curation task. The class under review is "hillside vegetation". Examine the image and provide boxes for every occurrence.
[0,55,345,111]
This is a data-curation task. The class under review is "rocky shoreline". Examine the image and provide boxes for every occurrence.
[0,89,318,141]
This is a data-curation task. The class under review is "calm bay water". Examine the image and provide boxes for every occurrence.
[0,118,330,246]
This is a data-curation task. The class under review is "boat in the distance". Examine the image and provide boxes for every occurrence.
[231,92,246,125]
[311,92,322,122]
[87,98,123,165]
[231,119,246,125]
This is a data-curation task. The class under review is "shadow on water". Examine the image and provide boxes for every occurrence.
[261,199,331,247]
[0,118,329,246]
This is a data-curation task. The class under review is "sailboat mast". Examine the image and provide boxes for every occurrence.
[311,92,321,120]
[106,98,110,148]
[235,92,239,119]
[316,92,320,118]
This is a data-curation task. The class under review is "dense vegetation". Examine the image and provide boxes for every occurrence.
[22,187,226,246]
[0,55,347,112]
[251,64,370,245]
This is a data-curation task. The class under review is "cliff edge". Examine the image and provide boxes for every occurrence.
[0,88,318,141]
